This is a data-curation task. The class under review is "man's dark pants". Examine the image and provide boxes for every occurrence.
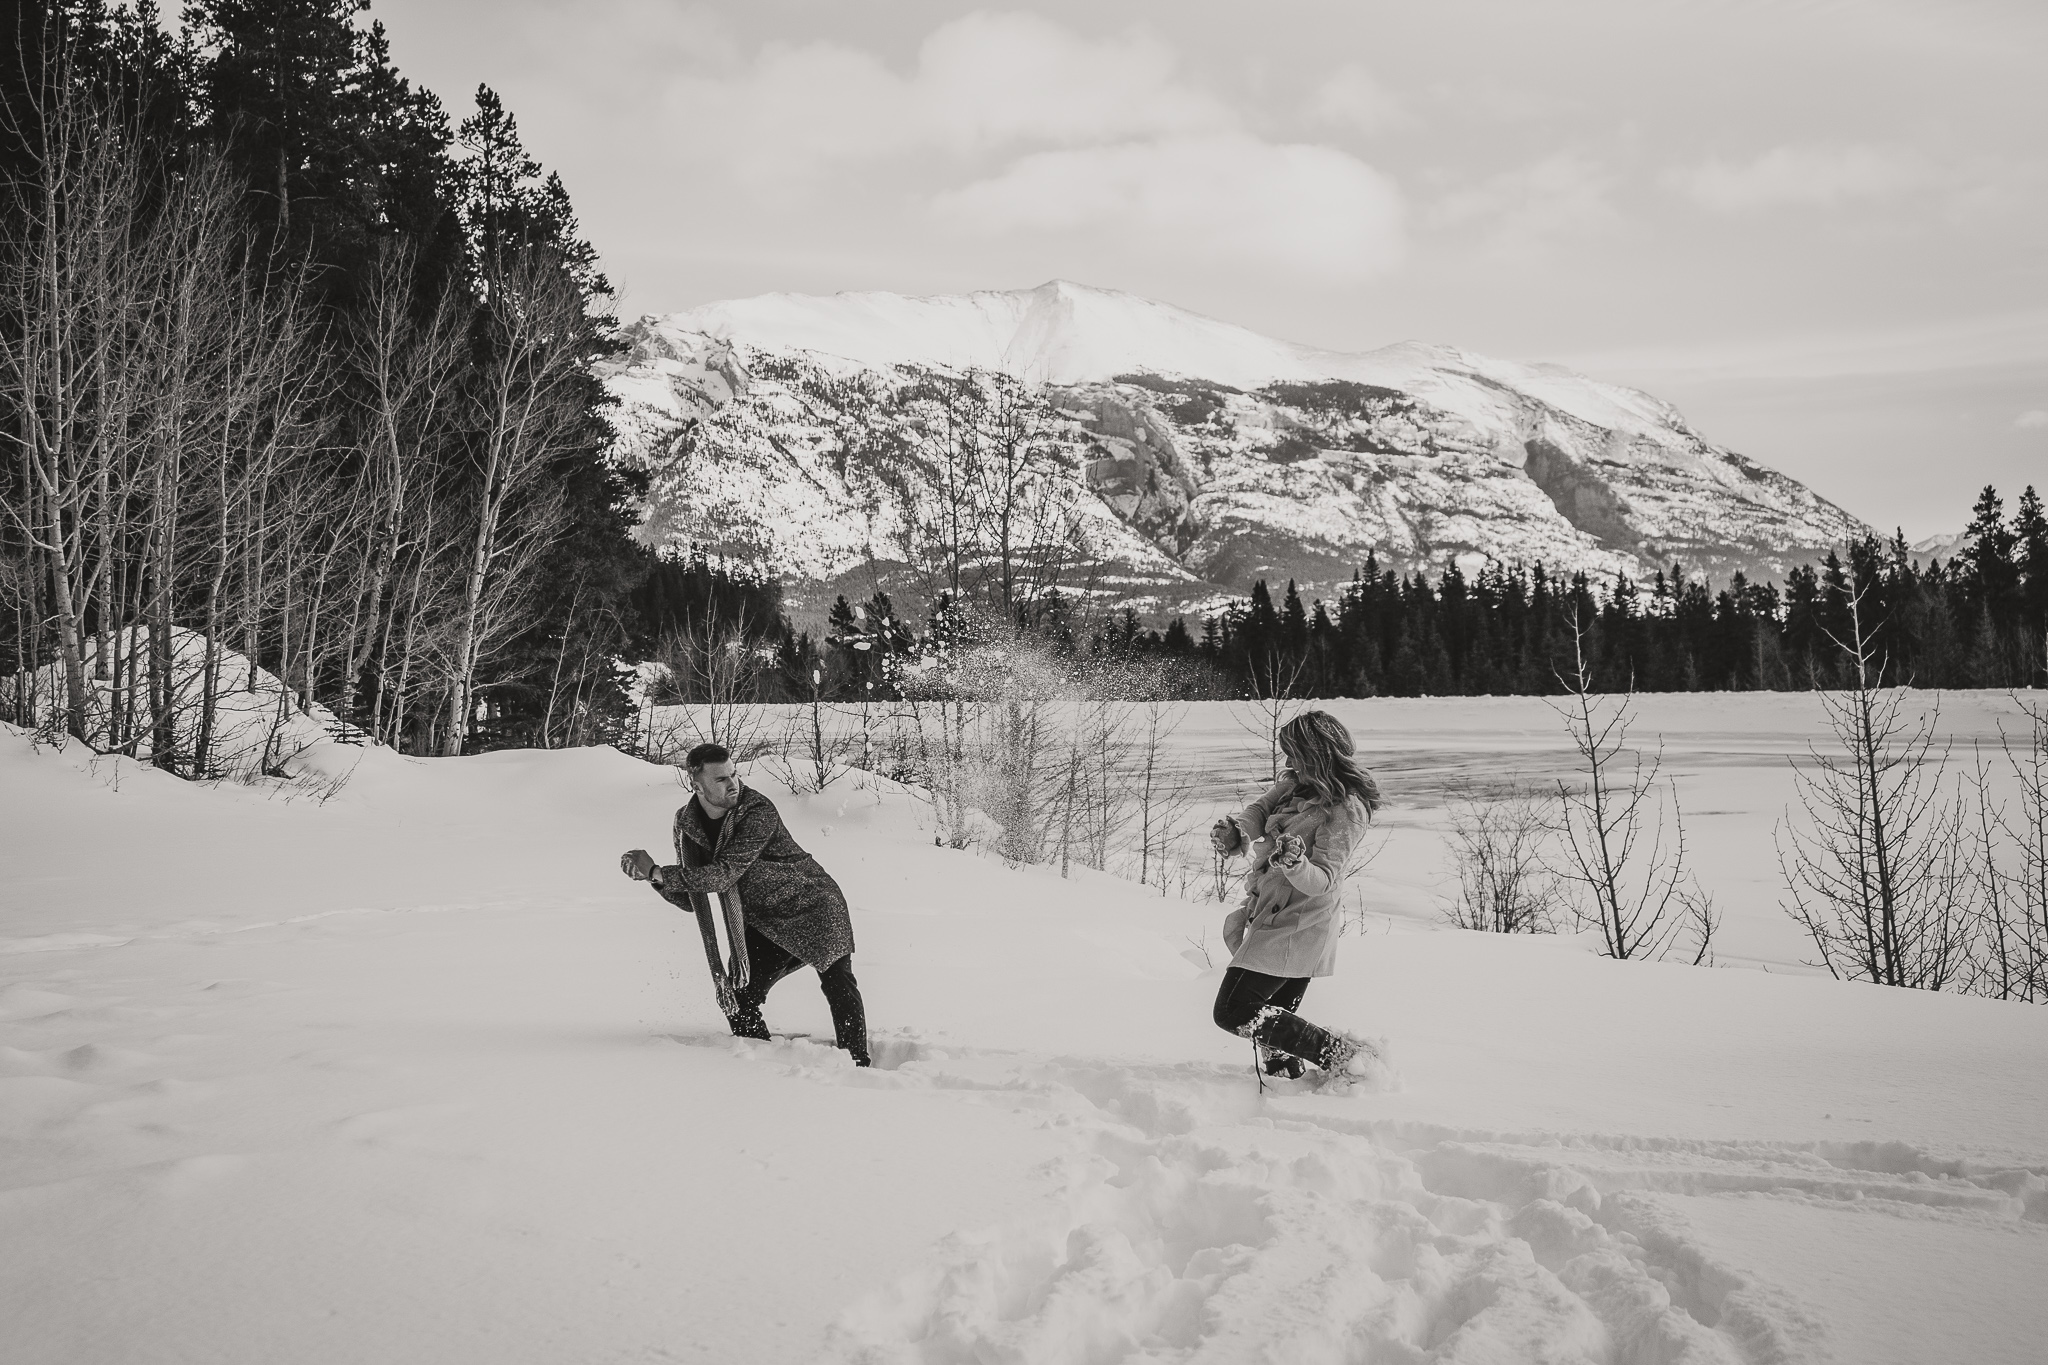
[727,925,870,1065]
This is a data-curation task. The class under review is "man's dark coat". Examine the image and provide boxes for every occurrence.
[652,785,855,969]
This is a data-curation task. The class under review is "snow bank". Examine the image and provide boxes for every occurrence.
[3,625,367,786]
[4,707,2045,1364]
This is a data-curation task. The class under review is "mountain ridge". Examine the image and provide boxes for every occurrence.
[603,281,1874,617]
[661,279,1699,440]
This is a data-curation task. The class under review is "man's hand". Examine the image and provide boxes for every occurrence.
[620,849,658,881]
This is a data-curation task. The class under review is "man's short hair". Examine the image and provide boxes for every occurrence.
[685,742,731,772]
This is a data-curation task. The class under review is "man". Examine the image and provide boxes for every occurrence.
[620,743,870,1066]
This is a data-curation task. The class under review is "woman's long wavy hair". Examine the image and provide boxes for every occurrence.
[1280,711,1381,815]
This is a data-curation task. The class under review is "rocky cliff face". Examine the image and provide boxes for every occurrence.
[602,282,1871,616]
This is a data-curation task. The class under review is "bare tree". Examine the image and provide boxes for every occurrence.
[339,244,469,727]
[888,624,1078,864]
[0,74,142,743]
[971,375,1082,618]
[0,33,636,774]
[0,59,329,774]
[1998,697,2048,999]
[1230,647,1306,782]
[538,579,626,751]
[894,376,980,605]
[762,663,843,795]
[1777,588,1971,989]
[1050,690,1137,879]
[1969,700,2048,1002]
[442,247,584,754]
[1552,616,1714,961]
[1131,697,1199,893]
[649,597,771,761]
[885,369,1085,622]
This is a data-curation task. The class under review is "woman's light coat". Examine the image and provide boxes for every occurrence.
[1220,774,1368,978]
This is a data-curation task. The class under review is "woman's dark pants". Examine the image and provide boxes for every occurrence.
[1212,965,1338,1070]
[728,925,870,1066]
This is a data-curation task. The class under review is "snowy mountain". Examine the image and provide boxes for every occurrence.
[1911,530,1968,565]
[602,280,1871,616]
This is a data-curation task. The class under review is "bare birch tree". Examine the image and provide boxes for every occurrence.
[442,246,582,754]
[339,243,469,727]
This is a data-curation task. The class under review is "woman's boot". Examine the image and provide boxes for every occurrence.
[1248,1005,1371,1076]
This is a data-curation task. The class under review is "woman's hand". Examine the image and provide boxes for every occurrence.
[1209,818,1240,854]
[620,849,657,880]
[1270,832,1307,871]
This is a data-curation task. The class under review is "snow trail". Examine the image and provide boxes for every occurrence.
[681,1032,2042,1365]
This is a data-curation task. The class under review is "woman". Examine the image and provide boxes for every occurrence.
[1209,710,1382,1079]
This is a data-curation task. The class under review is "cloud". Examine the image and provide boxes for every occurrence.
[1305,64,1408,135]
[1555,310,2048,383]
[1667,144,1930,213]
[662,12,1236,179]
[1425,153,1617,258]
[917,13,1235,148]
[2018,410,2048,429]
[514,0,739,72]
[931,134,1406,282]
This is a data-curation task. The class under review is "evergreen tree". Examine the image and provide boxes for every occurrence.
[2014,486,2048,680]
[1280,580,1309,657]
[1959,486,2022,684]
[2016,486,2048,596]
[1964,485,2020,611]
[190,0,387,275]
[454,85,604,295]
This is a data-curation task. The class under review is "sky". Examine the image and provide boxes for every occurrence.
[373,0,2047,540]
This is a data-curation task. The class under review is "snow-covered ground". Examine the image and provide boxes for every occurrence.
[5,695,2046,1364]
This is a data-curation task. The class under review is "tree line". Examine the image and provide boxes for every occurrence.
[1190,487,2046,700]
[647,484,2047,710]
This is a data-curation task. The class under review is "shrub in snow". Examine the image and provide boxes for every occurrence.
[1440,780,1562,934]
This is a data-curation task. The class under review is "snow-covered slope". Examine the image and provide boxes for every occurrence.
[606,282,1871,612]
[671,280,1344,393]
[1912,529,1968,565]
[5,698,2047,1364]
[668,280,1687,439]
